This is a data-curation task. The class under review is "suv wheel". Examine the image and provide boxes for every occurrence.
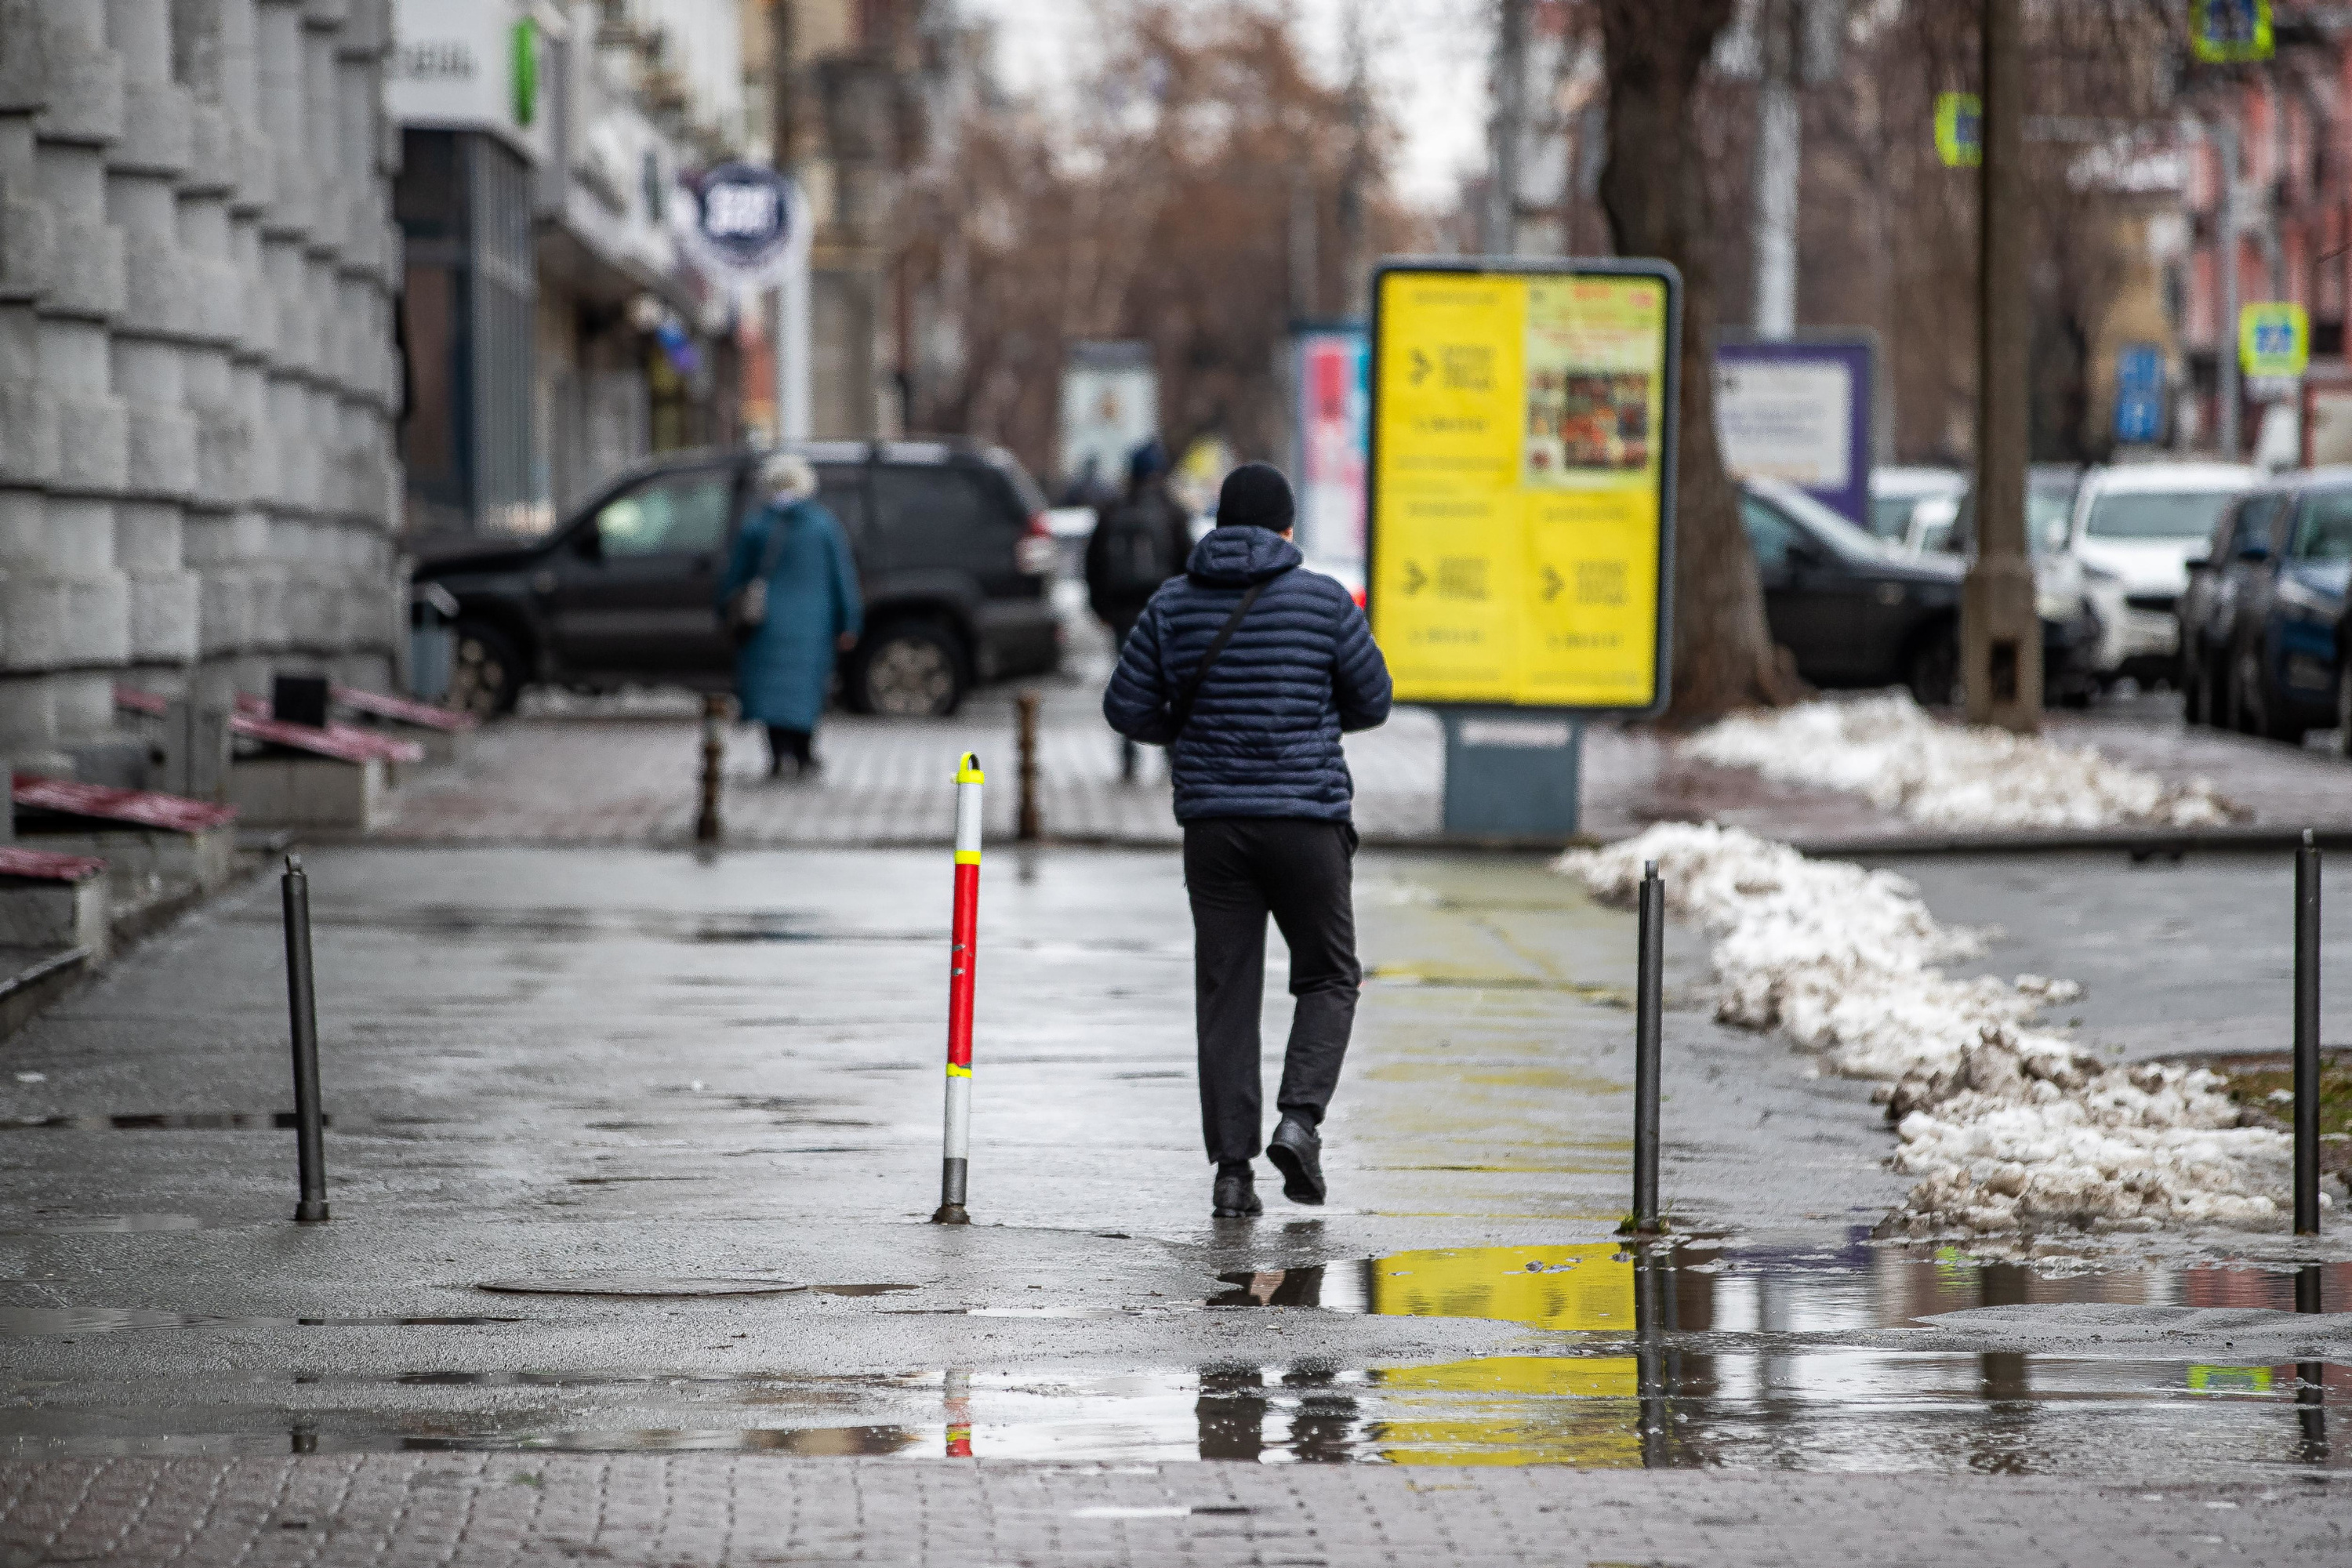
[1905,631,1959,709]
[851,620,967,717]
[2338,654,2352,759]
[2182,646,2211,725]
[448,620,524,717]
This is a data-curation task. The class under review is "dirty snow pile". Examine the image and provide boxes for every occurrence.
[1557,822,2295,1234]
[1680,692,2237,830]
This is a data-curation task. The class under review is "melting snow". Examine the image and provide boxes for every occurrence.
[1558,822,2296,1235]
[1680,693,2238,830]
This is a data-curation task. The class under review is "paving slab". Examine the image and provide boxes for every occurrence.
[4,1455,2350,1567]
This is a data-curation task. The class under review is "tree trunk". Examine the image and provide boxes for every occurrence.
[1597,0,1802,723]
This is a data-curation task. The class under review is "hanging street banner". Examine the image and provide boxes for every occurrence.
[1367,260,1681,715]
[2191,0,2274,64]
[677,162,804,288]
[2239,301,2309,379]
[1291,325,1370,564]
[1935,92,1982,169]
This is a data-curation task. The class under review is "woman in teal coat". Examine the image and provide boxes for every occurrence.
[718,452,864,777]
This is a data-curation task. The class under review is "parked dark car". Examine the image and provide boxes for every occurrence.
[2181,473,2352,746]
[412,440,1062,718]
[1739,479,1965,702]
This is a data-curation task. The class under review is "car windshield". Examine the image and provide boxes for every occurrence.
[2027,485,2074,551]
[1869,495,1922,539]
[2084,488,2241,541]
[1753,484,1890,561]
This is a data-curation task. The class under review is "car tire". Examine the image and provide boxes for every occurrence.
[1905,631,1960,709]
[2182,647,2210,725]
[447,620,524,717]
[849,619,967,718]
[2236,647,2308,746]
[2337,653,2352,759]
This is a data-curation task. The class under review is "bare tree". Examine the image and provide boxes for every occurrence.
[1596,0,1798,720]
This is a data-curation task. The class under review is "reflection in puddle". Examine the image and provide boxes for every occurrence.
[0,1113,325,1131]
[0,1214,205,1235]
[9,1243,2349,1474]
[0,1310,524,1334]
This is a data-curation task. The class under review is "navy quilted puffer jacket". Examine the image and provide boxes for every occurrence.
[1102,527,1392,822]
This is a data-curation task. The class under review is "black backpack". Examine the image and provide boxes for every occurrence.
[1094,499,1180,601]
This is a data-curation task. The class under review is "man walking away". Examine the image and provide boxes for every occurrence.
[1102,462,1392,1218]
[1085,441,1196,780]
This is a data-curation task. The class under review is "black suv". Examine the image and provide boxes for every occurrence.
[412,440,1061,717]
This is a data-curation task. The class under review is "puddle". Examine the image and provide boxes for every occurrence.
[0,1214,205,1235]
[477,1276,804,1298]
[10,1243,2351,1475]
[0,1310,523,1334]
[0,1113,328,1131]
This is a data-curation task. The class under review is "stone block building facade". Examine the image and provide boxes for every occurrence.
[0,0,403,772]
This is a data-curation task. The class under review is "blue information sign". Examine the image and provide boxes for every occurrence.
[2114,343,2165,445]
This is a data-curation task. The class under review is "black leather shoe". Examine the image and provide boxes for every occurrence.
[1211,1167,1261,1218]
[1266,1116,1326,1205]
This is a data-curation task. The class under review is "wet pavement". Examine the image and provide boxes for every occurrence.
[5,843,2352,1561]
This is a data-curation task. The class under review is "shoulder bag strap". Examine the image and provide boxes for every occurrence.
[1168,579,1269,735]
[755,503,795,579]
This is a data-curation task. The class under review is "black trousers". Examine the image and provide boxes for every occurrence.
[1182,817,1361,1164]
[766,726,813,770]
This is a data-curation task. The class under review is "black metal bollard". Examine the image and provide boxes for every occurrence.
[1630,859,1665,1233]
[281,855,328,1223]
[696,694,727,844]
[2296,830,2322,1236]
[1015,690,1040,842]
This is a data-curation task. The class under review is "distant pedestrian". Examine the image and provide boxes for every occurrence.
[718,451,862,779]
[1084,440,1196,780]
[1102,462,1392,1218]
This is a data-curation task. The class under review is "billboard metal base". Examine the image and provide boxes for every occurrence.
[1439,709,1583,839]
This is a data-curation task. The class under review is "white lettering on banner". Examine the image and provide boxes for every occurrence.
[705,184,779,239]
[1715,361,1853,488]
[1459,719,1574,749]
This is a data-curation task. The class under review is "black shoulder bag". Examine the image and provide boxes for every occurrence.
[724,508,795,646]
[1167,579,1268,735]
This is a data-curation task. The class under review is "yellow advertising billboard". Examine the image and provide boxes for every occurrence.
[1368,261,1681,713]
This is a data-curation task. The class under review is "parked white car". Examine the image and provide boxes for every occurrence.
[1870,466,1967,544]
[2067,463,2258,683]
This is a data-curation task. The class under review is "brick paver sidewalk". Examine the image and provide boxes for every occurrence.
[368,622,2352,852]
[3,1454,2344,1566]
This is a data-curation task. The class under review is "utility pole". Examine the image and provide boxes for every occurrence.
[1962,0,2039,732]
[769,0,811,441]
[2216,114,2241,459]
[1338,2,1371,318]
[1486,0,1529,256]
[1752,0,1799,337]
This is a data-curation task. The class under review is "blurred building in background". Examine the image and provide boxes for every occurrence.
[762,0,967,442]
[390,0,749,539]
[0,0,406,769]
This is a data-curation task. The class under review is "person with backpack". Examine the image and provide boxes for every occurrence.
[1085,441,1196,779]
[717,450,862,779]
[1102,462,1392,1219]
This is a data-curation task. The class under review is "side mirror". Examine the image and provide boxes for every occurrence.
[572,523,603,561]
[2237,539,2272,564]
[2184,552,2210,572]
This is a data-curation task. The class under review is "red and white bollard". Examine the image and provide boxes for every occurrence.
[931,752,984,1225]
[944,1367,974,1457]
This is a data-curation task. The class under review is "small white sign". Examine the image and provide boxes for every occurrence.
[1458,718,1574,750]
[1715,361,1853,489]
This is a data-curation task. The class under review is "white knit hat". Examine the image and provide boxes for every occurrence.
[757,449,818,503]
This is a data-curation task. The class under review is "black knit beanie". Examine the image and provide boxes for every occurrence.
[1214,462,1296,532]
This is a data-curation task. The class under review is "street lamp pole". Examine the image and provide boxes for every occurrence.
[1962,0,2041,732]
